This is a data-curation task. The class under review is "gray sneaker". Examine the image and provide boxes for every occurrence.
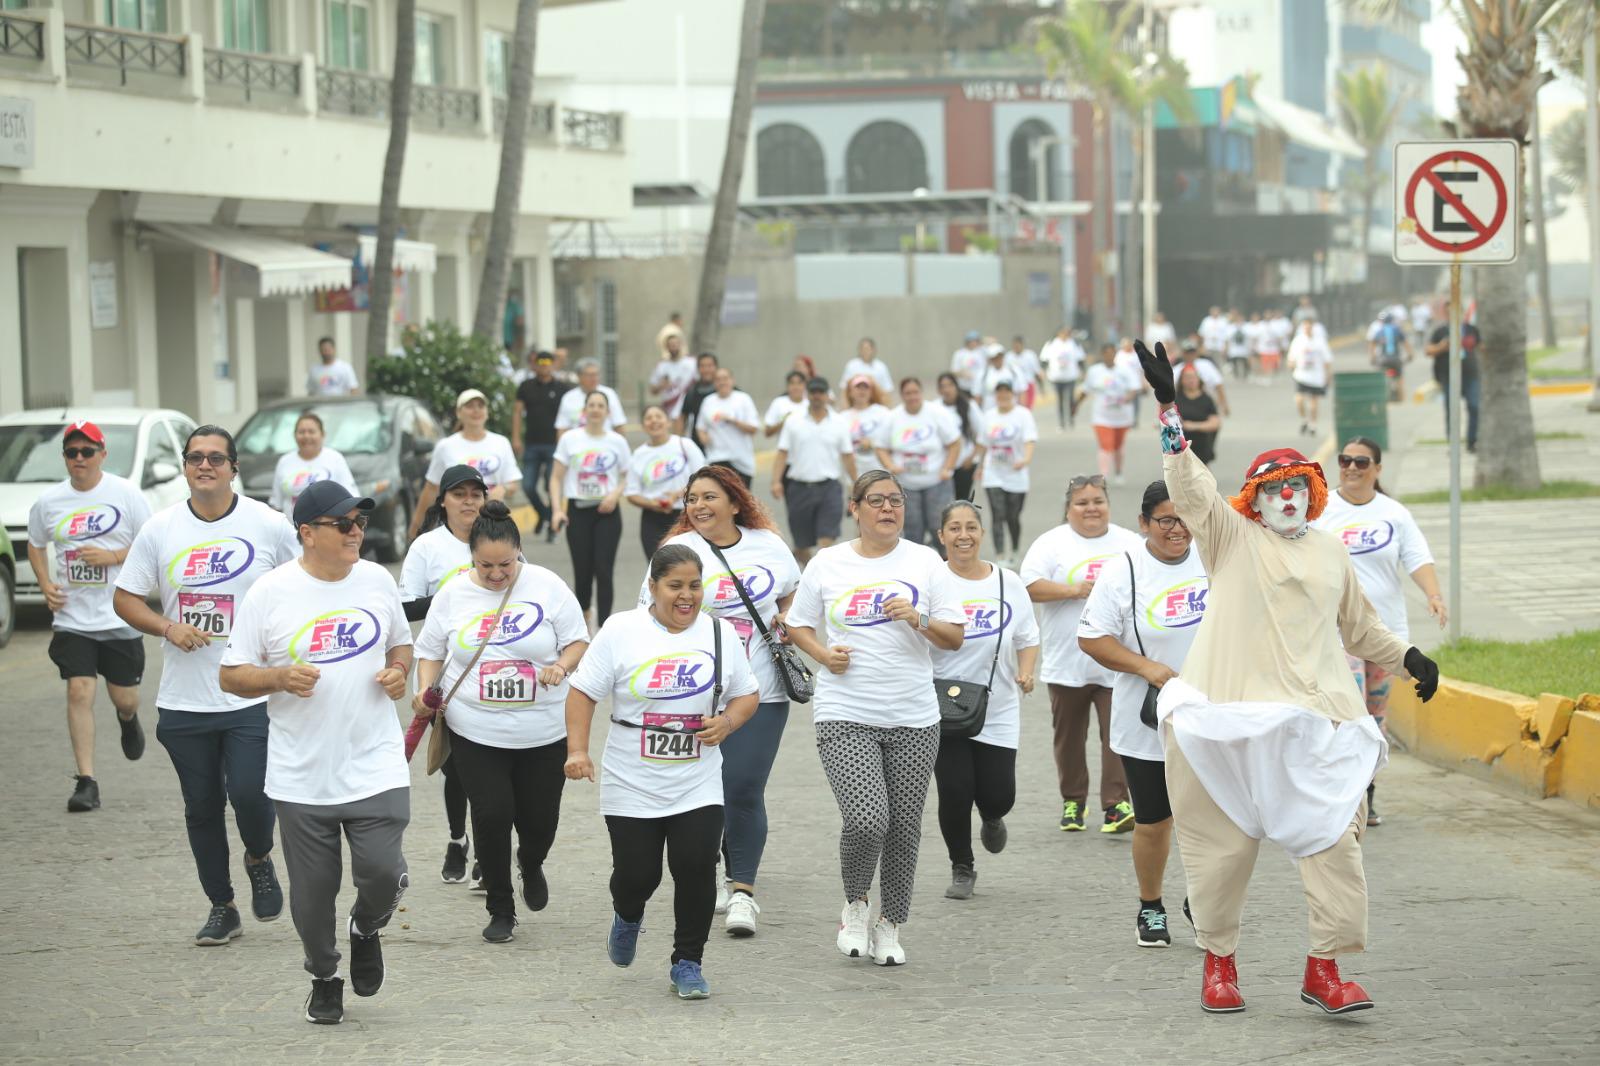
[195,903,243,946]
[944,863,977,900]
[980,817,1008,854]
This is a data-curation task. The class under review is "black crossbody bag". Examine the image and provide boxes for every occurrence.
[611,615,723,732]
[705,540,814,704]
[1127,553,1162,729]
[935,565,1002,738]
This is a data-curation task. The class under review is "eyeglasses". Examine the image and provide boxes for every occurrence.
[183,452,231,468]
[1261,475,1311,493]
[62,447,101,460]
[309,515,369,534]
[860,493,906,509]
[1336,454,1374,470]
[1149,515,1188,531]
[1068,475,1107,495]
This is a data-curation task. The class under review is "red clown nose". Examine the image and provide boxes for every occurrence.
[1280,486,1295,499]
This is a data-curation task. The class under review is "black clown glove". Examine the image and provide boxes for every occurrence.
[1134,340,1177,405]
[1404,646,1440,703]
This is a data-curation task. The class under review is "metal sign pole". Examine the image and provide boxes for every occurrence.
[1448,262,1463,644]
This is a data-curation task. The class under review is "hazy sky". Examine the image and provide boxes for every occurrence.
[1426,3,1587,119]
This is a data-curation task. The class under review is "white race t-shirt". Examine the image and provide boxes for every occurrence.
[415,564,587,749]
[1020,522,1142,687]
[115,495,301,712]
[1078,545,1209,762]
[553,429,632,505]
[696,390,760,476]
[398,525,473,602]
[878,405,958,491]
[307,360,359,396]
[1171,357,1225,392]
[650,358,699,419]
[1084,363,1140,428]
[1312,491,1433,641]
[763,394,807,432]
[569,608,757,818]
[976,357,1028,410]
[1199,315,1230,353]
[425,431,521,489]
[1145,321,1178,348]
[1041,337,1085,383]
[787,540,964,728]
[981,406,1039,493]
[639,529,801,704]
[928,564,1040,750]
[555,385,628,432]
[220,559,411,805]
[626,437,706,505]
[844,404,890,474]
[1289,333,1333,389]
[776,410,852,483]
[838,357,895,398]
[27,473,151,639]
[935,400,986,469]
[269,448,357,514]
[950,347,985,391]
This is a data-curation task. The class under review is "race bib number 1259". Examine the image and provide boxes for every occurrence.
[64,549,107,586]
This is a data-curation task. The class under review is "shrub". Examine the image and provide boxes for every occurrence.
[369,321,516,436]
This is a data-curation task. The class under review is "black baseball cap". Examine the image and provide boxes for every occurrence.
[806,376,831,394]
[439,463,488,495]
[292,479,375,528]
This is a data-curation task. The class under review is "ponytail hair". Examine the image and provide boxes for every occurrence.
[936,371,976,443]
[1343,436,1386,496]
[468,499,521,553]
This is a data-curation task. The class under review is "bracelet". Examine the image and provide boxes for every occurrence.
[385,661,409,675]
[163,622,174,641]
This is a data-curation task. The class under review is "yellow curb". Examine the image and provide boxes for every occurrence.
[1312,432,1336,468]
[1530,382,1594,397]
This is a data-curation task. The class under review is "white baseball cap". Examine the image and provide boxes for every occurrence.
[455,388,488,408]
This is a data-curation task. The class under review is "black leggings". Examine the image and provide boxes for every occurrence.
[605,805,724,964]
[638,507,681,562]
[933,735,1017,867]
[448,730,567,917]
[953,463,976,504]
[1053,380,1078,427]
[441,754,468,839]
[566,505,622,620]
[985,487,1026,554]
[1119,753,1172,824]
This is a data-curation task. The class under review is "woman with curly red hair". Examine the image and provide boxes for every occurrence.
[640,465,800,938]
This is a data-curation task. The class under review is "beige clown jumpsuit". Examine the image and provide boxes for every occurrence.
[1163,447,1410,959]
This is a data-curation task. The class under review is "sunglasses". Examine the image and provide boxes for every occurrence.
[62,447,102,460]
[309,515,369,534]
[183,452,232,468]
[1337,454,1374,470]
[1068,475,1107,495]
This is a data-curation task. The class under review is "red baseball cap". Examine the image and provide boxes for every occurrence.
[63,421,106,446]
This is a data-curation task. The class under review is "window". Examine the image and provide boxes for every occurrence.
[845,121,928,194]
[102,0,167,32]
[414,12,447,86]
[1008,119,1060,202]
[142,421,181,487]
[326,0,370,70]
[484,29,511,96]
[222,0,270,52]
[756,123,826,197]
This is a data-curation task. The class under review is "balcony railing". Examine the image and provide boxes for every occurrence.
[203,47,299,102]
[491,97,556,140]
[0,12,45,61]
[563,107,621,151]
[316,66,388,118]
[63,21,186,85]
[412,83,479,132]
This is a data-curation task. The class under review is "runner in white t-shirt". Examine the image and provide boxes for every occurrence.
[785,470,965,968]
[875,378,960,548]
[551,392,633,623]
[1288,318,1334,437]
[1078,479,1210,947]
[1170,341,1231,416]
[27,420,152,815]
[949,331,986,395]
[934,373,987,504]
[772,378,857,563]
[928,500,1040,901]
[1198,307,1230,362]
[979,383,1038,566]
[412,502,589,942]
[269,412,357,514]
[307,343,359,396]
[408,388,521,541]
[695,369,760,484]
[649,334,698,424]
[114,424,300,944]
[219,480,413,1026]
[841,378,891,477]
[1009,336,1043,409]
[1040,328,1086,429]
[554,361,628,433]
[762,371,809,438]
[1020,475,1142,833]
[626,404,707,562]
[1082,346,1142,485]
[565,543,759,1000]
[837,337,896,399]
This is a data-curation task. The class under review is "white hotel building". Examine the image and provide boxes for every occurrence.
[0,0,630,425]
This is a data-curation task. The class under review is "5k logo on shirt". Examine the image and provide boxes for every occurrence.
[1065,554,1117,584]
[455,601,545,650]
[830,581,919,628]
[1145,579,1209,630]
[960,597,1013,639]
[707,566,775,609]
[289,608,383,664]
[54,505,123,541]
[1335,522,1395,555]
[628,650,717,700]
[166,538,258,588]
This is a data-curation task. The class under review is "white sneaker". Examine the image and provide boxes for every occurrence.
[1113,473,1127,487]
[715,879,731,914]
[725,891,759,937]
[836,900,871,958]
[869,916,906,966]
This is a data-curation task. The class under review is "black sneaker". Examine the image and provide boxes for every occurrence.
[118,713,145,761]
[944,863,977,900]
[304,977,344,1024]
[245,856,283,922]
[520,863,549,912]
[441,839,469,884]
[1136,906,1171,948]
[1183,897,1194,932]
[67,775,100,812]
[469,859,484,892]
[1058,800,1084,832]
[979,817,1008,854]
[1366,783,1382,827]
[195,903,243,946]
[482,912,517,943]
[348,917,384,997]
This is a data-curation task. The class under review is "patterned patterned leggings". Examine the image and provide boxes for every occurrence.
[1346,655,1394,734]
[815,720,941,925]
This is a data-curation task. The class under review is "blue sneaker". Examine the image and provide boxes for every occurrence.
[669,959,710,1000]
[607,911,643,968]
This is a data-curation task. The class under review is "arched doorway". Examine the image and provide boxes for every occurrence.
[1009,119,1060,202]
[756,123,827,197]
[845,120,929,194]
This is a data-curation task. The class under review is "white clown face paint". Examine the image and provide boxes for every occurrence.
[1251,476,1311,538]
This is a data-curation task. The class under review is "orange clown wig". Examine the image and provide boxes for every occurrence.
[1227,447,1329,524]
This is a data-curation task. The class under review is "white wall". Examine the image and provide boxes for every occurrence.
[754,99,949,194]
[1168,0,1284,98]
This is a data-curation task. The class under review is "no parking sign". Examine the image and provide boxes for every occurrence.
[1392,140,1520,265]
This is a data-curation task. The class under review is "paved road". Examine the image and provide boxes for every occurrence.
[3,363,1597,1063]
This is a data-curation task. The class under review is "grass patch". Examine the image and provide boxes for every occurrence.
[1432,630,1600,699]
[1401,479,1600,504]
[1417,431,1581,445]
[1529,362,1591,380]
[1525,345,1561,363]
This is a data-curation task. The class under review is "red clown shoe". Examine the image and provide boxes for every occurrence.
[1201,951,1245,1014]
[1300,956,1375,1014]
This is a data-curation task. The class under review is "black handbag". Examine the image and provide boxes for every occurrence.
[936,565,1002,738]
[706,540,814,704]
[1127,553,1162,729]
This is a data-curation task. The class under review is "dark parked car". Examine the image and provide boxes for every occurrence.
[235,395,442,562]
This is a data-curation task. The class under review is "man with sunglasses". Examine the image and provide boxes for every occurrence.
[27,421,152,813]
[114,426,302,946]
[220,480,413,1025]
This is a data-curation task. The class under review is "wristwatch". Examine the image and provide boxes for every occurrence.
[917,607,930,631]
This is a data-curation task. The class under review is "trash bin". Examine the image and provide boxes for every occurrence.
[1333,370,1388,451]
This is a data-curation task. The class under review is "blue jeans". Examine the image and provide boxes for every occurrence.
[156,704,275,905]
[521,443,557,525]
[719,700,789,886]
[1440,376,1480,448]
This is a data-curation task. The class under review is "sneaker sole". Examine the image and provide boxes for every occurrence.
[67,801,100,813]
[670,984,710,1000]
[837,940,867,959]
[1299,992,1374,1015]
[195,928,244,947]
[305,1010,342,1025]
[440,872,467,884]
[1201,1001,1246,1014]
[1060,823,1084,832]
[1136,935,1172,948]
[483,931,515,944]
[871,954,904,967]
[726,923,756,938]
[252,908,283,923]
[1100,819,1135,834]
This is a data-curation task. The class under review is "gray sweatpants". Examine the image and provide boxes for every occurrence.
[276,787,410,980]
[904,480,954,548]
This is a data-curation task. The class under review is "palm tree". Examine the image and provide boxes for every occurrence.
[472,0,542,343]
[691,0,767,357]
[1334,65,1404,269]
[1122,52,1193,331]
[365,0,416,363]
